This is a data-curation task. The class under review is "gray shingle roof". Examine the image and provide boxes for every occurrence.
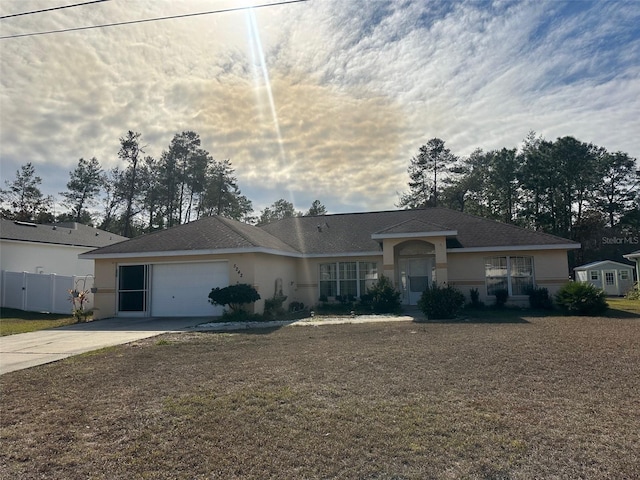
[85,216,299,255]
[374,218,453,235]
[83,208,579,258]
[575,260,634,270]
[0,219,127,248]
[261,208,578,254]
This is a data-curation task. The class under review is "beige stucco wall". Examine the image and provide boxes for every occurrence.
[251,253,298,311]
[447,249,572,305]
[91,247,574,318]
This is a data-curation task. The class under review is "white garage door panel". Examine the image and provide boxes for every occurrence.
[151,262,228,317]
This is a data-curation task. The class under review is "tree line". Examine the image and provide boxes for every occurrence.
[2,129,637,265]
[1,130,326,237]
[398,133,639,265]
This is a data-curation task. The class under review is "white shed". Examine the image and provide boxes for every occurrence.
[574,260,635,296]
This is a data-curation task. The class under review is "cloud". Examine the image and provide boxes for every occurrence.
[0,0,638,216]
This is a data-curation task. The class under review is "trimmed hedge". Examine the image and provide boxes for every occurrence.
[418,283,465,319]
[208,283,261,313]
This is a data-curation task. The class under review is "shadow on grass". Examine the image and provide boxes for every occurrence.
[414,306,536,324]
[204,325,289,336]
[604,308,640,319]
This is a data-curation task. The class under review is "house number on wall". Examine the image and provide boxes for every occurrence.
[233,264,243,278]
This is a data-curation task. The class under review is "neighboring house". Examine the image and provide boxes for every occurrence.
[0,218,127,276]
[81,208,580,319]
[1,219,127,313]
[574,260,635,296]
[623,250,640,291]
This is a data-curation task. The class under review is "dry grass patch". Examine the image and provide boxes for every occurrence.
[1,316,639,479]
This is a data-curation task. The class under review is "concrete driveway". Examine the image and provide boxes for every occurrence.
[0,316,208,375]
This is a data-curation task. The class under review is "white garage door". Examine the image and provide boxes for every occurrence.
[151,262,228,317]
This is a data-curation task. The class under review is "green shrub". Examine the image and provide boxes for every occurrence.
[220,310,263,322]
[263,294,287,320]
[469,287,484,308]
[494,288,509,308]
[208,283,261,313]
[418,283,465,319]
[526,286,554,310]
[555,282,608,316]
[288,301,305,312]
[366,275,401,314]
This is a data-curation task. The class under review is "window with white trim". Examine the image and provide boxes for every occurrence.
[590,271,599,281]
[485,256,534,296]
[620,270,630,281]
[319,261,378,299]
[605,271,615,286]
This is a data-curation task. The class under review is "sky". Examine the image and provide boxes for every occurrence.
[1,0,639,217]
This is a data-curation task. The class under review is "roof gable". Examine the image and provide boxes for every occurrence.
[373,218,453,235]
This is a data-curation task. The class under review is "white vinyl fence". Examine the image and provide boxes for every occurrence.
[1,271,94,315]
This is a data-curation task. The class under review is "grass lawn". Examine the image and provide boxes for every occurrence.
[0,308,78,336]
[1,313,639,479]
[607,296,640,315]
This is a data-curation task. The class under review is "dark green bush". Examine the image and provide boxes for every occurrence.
[208,283,260,313]
[555,282,608,316]
[494,288,509,308]
[469,287,484,308]
[526,286,554,310]
[219,310,264,322]
[288,301,305,312]
[366,275,401,314]
[418,283,465,319]
[263,294,287,320]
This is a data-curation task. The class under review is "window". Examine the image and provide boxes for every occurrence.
[319,263,337,298]
[590,271,599,281]
[319,261,378,299]
[485,257,508,295]
[605,272,615,286]
[620,270,630,281]
[359,262,378,294]
[485,256,533,296]
[339,262,358,298]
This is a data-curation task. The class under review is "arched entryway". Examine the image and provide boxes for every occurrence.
[396,240,436,305]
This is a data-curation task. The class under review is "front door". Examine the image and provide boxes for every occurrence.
[603,270,617,295]
[399,258,433,305]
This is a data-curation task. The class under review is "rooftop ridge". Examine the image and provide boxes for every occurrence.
[216,216,262,248]
[375,216,452,234]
